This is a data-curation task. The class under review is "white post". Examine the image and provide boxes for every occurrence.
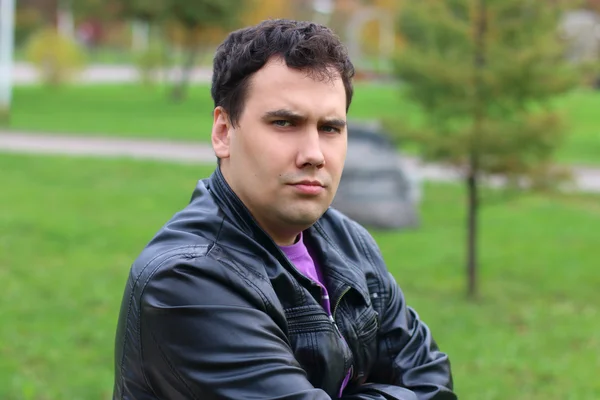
[0,0,16,123]
[312,0,334,26]
[379,13,395,71]
[57,0,74,39]
[132,20,150,52]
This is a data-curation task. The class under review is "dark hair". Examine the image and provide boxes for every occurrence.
[211,19,355,127]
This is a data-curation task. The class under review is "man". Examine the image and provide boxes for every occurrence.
[113,19,456,400]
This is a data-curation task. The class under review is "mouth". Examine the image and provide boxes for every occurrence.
[288,180,326,195]
[293,180,324,187]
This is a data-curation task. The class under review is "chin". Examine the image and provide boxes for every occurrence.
[282,210,324,227]
[277,201,329,225]
[296,211,328,225]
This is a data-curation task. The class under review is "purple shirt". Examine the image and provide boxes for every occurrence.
[280,232,351,396]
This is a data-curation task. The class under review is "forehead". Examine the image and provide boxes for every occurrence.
[245,58,347,115]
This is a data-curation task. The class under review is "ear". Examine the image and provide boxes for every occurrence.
[211,106,232,160]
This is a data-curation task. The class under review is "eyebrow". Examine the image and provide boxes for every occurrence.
[262,109,347,129]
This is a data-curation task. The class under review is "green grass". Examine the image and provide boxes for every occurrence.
[15,46,136,66]
[15,44,217,66]
[1,152,598,399]
[9,83,406,142]
[8,83,599,165]
[554,90,600,166]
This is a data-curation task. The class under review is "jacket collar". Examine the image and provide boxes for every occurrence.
[304,225,373,307]
[204,166,372,306]
[205,167,299,274]
[205,166,262,240]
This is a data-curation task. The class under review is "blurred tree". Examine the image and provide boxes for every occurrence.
[119,0,167,23]
[582,0,600,88]
[24,27,87,86]
[118,0,170,82]
[242,0,293,25]
[14,5,46,46]
[168,0,246,101]
[358,0,405,61]
[391,0,580,299]
[289,0,322,22]
[586,0,600,12]
[70,0,122,21]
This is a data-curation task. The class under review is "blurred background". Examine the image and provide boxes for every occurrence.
[0,0,599,399]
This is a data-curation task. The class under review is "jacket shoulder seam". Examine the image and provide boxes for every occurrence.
[214,256,274,314]
[148,328,201,400]
[119,245,209,395]
[134,247,273,393]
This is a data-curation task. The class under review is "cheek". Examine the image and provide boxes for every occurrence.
[236,134,290,186]
[324,141,347,171]
[259,136,298,169]
[231,129,267,168]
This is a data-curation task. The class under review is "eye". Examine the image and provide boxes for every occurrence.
[321,125,342,134]
[272,120,293,127]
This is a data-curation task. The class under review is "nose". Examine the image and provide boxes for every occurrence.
[296,128,325,169]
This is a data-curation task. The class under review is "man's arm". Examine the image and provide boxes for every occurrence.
[354,229,457,400]
[137,257,330,400]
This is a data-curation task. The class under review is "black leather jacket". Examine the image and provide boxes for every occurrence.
[113,168,456,400]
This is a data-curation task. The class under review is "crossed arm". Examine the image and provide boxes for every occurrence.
[133,258,456,400]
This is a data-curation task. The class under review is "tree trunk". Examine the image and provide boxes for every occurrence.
[171,30,200,102]
[466,159,479,299]
[467,0,487,299]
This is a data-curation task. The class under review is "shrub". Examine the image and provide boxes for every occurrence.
[24,27,87,86]
[133,44,166,85]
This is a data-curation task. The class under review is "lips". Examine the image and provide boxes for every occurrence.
[288,180,325,195]
[294,180,324,187]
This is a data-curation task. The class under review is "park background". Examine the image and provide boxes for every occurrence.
[1,0,599,399]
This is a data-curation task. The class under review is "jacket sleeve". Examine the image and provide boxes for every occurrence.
[138,256,331,400]
[355,229,457,400]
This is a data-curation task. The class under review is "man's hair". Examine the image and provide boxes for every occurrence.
[211,19,355,127]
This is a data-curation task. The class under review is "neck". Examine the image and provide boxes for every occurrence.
[273,232,301,247]
[218,164,305,247]
[263,223,302,246]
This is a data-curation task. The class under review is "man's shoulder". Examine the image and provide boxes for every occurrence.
[315,207,387,280]
[126,232,267,312]
[317,207,394,305]
[127,231,215,298]
[126,181,226,290]
[318,206,379,249]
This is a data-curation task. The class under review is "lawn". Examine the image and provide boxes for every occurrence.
[1,153,598,399]
[9,83,408,142]
[8,83,599,165]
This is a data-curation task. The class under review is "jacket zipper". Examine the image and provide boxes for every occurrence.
[331,286,350,334]
[277,244,354,393]
[213,172,328,294]
[273,245,322,290]
[330,286,353,394]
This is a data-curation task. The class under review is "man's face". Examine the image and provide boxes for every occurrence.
[212,57,348,245]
